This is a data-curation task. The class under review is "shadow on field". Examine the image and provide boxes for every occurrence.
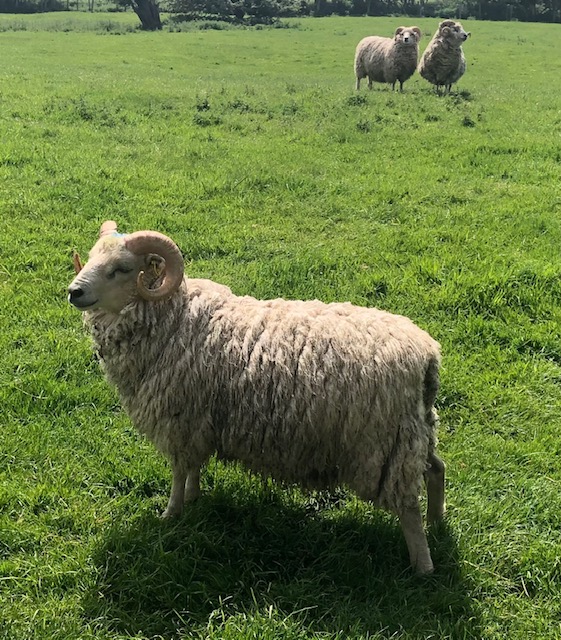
[84,485,479,638]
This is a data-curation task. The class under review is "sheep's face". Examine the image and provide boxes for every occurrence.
[439,20,470,46]
[68,237,160,314]
[394,26,421,46]
[68,222,185,315]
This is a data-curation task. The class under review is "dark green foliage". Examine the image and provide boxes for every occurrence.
[0,0,62,11]
[168,0,303,24]
[3,0,560,23]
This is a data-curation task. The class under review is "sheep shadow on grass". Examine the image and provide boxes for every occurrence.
[83,479,480,638]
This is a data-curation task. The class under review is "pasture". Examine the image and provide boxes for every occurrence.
[1,13,561,640]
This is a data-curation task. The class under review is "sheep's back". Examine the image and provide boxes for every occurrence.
[419,39,465,85]
[355,36,394,82]
[208,296,440,496]
[355,36,418,84]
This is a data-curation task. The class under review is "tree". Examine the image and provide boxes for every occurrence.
[129,0,162,29]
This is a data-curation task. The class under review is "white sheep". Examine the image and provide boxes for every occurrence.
[68,221,446,574]
[418,20,471,94]
[354,26,422,92]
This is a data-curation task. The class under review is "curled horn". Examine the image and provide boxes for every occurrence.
[125,231,184,301]
[73,252,83,274]
[100,220,118,237]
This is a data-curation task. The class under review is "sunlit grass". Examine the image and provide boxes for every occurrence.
[1,14,561,640]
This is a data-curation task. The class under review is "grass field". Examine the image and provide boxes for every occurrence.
[1,13,561,640]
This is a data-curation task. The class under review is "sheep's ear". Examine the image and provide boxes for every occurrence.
[466,31,472,37]
[394,26,405,36]
[411,26,422,39]
[73,252,83,275]
[145,253,166,277]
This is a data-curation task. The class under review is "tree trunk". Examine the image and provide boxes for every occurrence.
[130,0,162,30]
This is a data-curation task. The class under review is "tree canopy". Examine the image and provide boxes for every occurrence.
[0,0,559,26]
[167,0,560,24]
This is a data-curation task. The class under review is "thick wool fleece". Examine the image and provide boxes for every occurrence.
[85,278,440,514]
[418,30,467,88]
[354,34,419,89]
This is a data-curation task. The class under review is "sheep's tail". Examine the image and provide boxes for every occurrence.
[354,41,368,77]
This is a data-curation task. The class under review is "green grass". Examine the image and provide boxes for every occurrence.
[0,9,139,32]
[1,13,561,640]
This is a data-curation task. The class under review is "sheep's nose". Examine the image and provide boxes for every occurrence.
[68,287,85,303]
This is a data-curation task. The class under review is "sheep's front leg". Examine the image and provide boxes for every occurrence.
[161,464,188,519]
[398,500,434,574]
[425,452,446,524]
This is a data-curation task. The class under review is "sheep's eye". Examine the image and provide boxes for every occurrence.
[107,266,133,279]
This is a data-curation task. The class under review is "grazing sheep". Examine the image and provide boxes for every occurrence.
[354,26,422,92]
[418,20,471,94]
[68,221,446,574]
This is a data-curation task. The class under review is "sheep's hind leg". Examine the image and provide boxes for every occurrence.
[425,452,445,524]
[398,500,434,574]
[184,468,201,503]
[161,463,188,518]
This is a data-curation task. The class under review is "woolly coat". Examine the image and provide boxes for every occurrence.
[354,33,419,90]
[85,278,441,514]
[418,31,467,89]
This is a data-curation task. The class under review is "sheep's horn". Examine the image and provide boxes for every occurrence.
[73,252,83,274]
[100,220,118,237]
[125,231,184,301]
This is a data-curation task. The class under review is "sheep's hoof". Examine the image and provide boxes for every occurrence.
[415,559,435,575]
[184,488,201,504]
[160,506,183,519]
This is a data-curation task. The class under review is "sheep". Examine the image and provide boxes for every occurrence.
[354,26,422,92]
[418,20,471,94]
[68,221,446,574]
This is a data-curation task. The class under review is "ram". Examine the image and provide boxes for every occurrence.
[354,26,422,91]
[418,20,471,94]
[68,221,446,574]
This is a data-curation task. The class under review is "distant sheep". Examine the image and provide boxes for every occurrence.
[68,221,446,574]
[354,26,422,91]
[418,20,471,94]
